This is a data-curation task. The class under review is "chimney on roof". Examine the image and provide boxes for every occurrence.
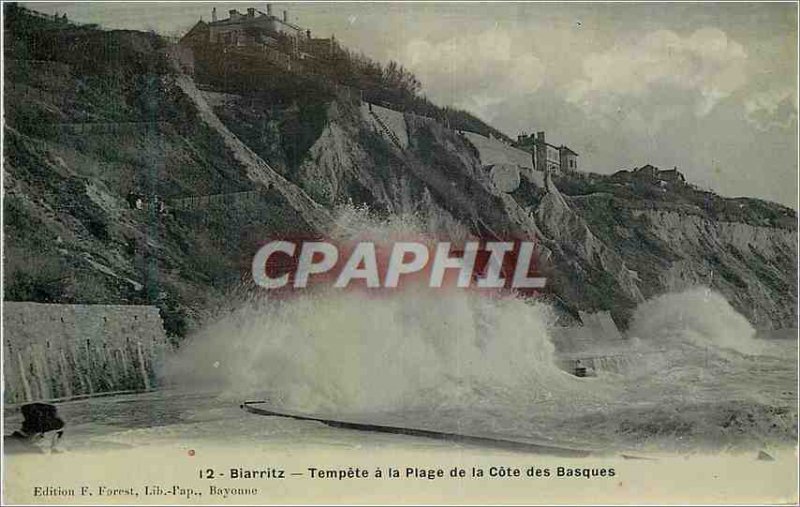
[536,131,545,144]
[212,7,217,22]
[266,3,273,16]
[229,9,238,19]
[283,10,288,22]
[306,29,311,39]
[247,7,255,17]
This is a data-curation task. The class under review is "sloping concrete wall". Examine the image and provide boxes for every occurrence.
[361,103,409,148]
[462,132,544,187]
[2,302,170,404]
[463,132,532,168]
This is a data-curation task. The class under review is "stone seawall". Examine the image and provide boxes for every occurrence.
[2,302,171,404]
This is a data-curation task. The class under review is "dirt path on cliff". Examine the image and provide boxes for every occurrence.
[170,69,332,233]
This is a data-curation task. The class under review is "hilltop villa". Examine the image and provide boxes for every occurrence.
[516,131,579,173]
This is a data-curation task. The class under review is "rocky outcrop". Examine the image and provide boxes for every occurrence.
[639,210,796,328]
[535,175,644,312]
[285,100,795,328]
[297,101,408,213]
[290,101,651,323]
[173,74,333,232]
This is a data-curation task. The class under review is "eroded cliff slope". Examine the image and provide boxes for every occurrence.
[4,7,796,335]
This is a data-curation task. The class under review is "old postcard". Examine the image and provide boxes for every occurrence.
[2,1,798,505]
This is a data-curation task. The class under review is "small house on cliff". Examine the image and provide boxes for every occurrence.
[180,4,340,61]
[516,131,579,174]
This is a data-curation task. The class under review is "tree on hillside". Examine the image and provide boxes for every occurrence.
[383,60,421,98]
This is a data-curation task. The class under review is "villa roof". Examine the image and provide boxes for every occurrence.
[208,10,303,32]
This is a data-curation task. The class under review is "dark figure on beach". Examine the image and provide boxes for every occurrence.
[4,403,65,455]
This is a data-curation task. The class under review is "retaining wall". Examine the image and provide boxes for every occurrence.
[2,302,171,404]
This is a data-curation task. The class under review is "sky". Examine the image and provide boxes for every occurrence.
[20,2,799,208]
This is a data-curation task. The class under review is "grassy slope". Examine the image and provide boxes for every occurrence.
[3,5,311,337]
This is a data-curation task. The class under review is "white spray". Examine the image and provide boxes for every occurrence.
[164,208,789,449]
[165,206,587,415]
[627,286,764,356]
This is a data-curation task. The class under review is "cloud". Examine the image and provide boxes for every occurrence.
[567,27,749,118]
[402,29,545,119]
[744,87,798,131]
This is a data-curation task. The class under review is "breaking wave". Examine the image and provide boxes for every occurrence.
[626,287,764,356]
[164,288,586,414]
[165,205,585,414]
[163,207,795,449]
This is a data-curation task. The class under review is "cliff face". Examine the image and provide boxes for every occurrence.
[632,210,795,328]
[561,173,797,328]
[534,176,645,324]
[235,93,795,328]
[4,9,797,334]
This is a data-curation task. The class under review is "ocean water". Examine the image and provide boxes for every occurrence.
[6,208,795,456]
[156,208,797,454]
[158,284,797,455]
[4,285,795,456]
